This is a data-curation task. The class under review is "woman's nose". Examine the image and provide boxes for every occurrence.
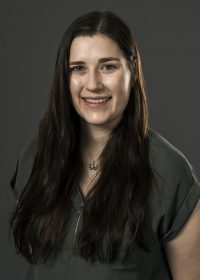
[86,70,103,92]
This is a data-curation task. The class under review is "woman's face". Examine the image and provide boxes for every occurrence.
[69,34,132,129]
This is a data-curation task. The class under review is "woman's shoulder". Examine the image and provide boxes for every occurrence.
[148,127,198,184]
[147,128,200,241]
[10,134,38,200]
[19,135,38,164]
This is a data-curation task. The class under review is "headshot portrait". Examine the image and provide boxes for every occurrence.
[1,2,200,280]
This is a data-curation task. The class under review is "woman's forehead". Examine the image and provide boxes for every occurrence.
[69,34,124,62]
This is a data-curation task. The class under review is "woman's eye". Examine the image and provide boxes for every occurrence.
[101,64,117,72]
[70,66,85,72]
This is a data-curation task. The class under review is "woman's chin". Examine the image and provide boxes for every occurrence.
[82,119,109,127]
[81,115,121,129]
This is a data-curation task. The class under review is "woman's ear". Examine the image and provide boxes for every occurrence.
[129,60,138,86]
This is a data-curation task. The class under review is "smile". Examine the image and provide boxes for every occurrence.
[81,97,112,104]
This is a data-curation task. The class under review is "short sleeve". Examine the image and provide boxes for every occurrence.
[148,128,200,243]
[9,136,37,201]
[162,177,200,242]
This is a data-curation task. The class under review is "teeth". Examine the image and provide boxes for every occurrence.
[84,97,110,104]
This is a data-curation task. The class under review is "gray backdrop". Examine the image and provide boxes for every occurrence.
[1,0,199,279]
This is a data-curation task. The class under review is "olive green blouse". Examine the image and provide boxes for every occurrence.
[11,128,200,280]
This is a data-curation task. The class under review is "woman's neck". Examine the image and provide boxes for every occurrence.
[80,122,111,160]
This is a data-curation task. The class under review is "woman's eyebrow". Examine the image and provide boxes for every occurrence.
[69,57,120,65]
[98,57,120,63]
[69,61,85,65]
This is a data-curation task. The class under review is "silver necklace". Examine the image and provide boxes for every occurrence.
[81,140,103,172]
[89,160,98,171]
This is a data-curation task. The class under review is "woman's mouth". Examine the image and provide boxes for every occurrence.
[81,96,112,107]
[83,97,111,104]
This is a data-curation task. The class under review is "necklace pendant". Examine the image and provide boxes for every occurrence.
[89,161,98,171]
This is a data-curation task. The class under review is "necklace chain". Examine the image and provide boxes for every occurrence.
[81,139,106,172]
[83,147,101,172]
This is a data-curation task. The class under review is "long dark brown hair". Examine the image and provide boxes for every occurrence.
[10,11,155,264]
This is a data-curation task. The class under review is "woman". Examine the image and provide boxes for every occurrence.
[10,11,200,279]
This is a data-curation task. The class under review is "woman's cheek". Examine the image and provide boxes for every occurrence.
[70,76,83,93]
